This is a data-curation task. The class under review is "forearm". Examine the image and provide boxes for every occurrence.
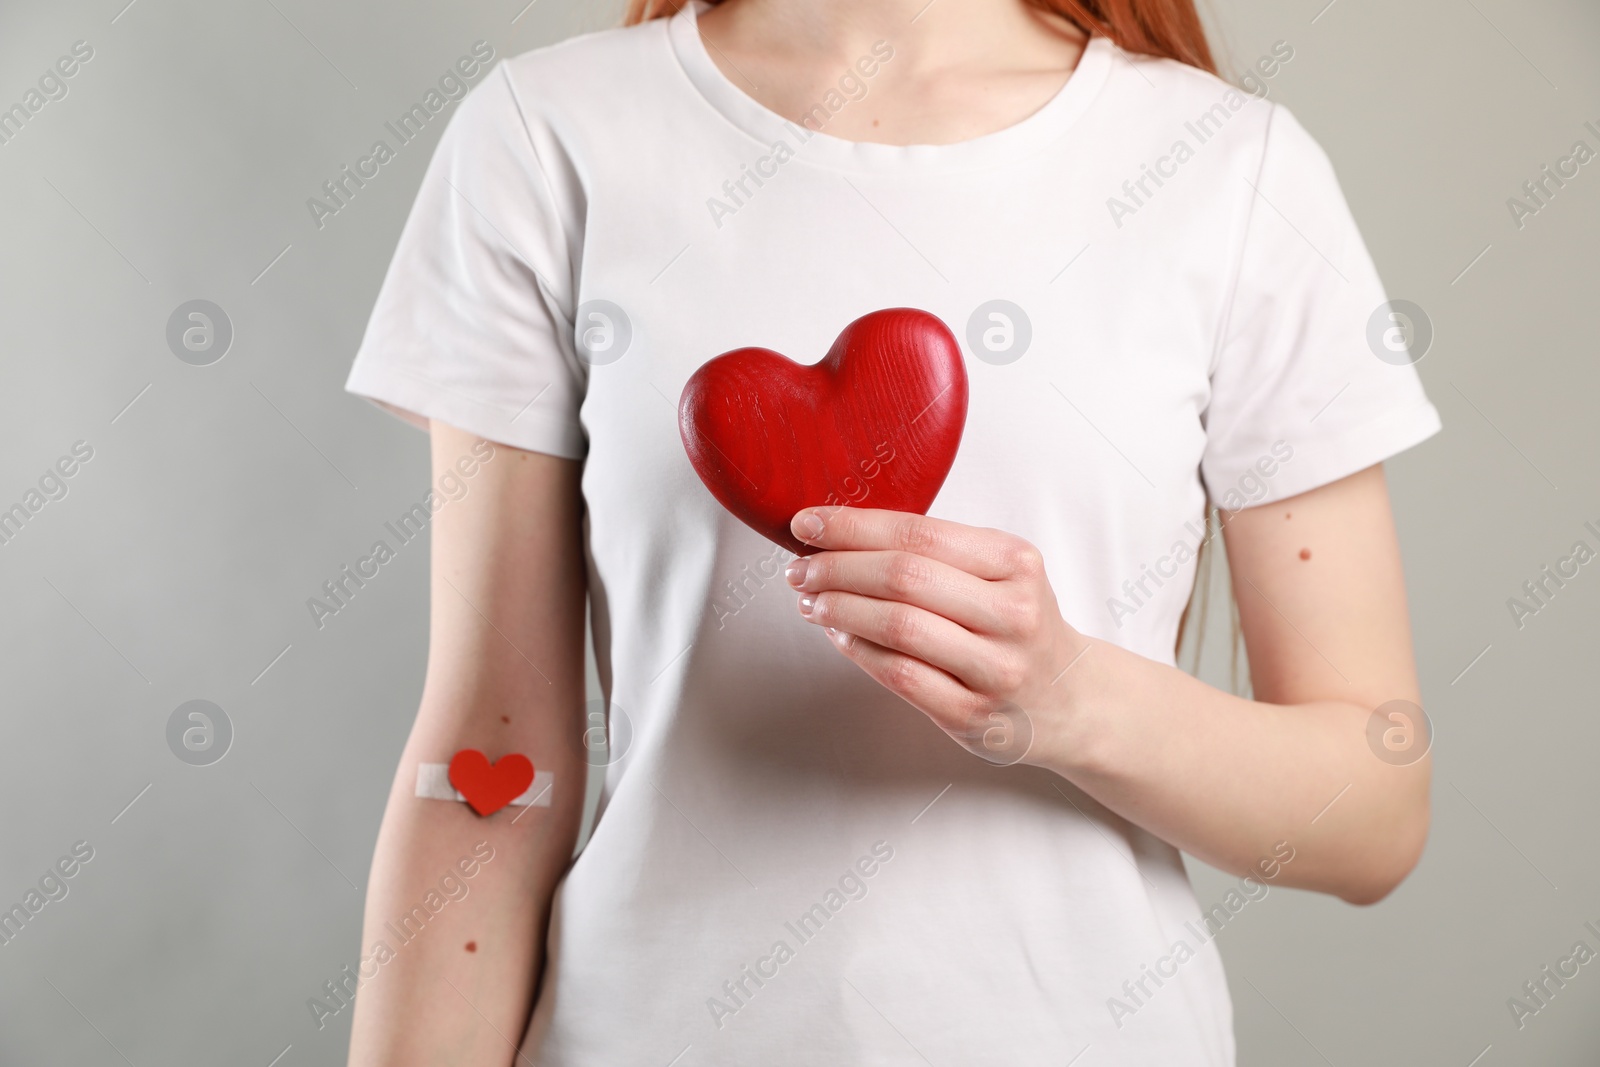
[347,753,581,1066]
[1047,636,1430,905]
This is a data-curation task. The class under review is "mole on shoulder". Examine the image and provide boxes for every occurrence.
[465,941,477,953]
[1284,511,1292,520]
[1299,548,1312,561]
[501,716,510,724]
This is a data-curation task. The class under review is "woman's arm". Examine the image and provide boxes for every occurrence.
[1045,464,1429,904]
[785,464,1430,905]
[348,421,587,1066]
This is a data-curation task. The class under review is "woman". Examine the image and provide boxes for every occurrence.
[343,0,1440,1061]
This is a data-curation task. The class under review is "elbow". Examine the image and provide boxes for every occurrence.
[1338,871,1408,908]
[1337,790,1431,907]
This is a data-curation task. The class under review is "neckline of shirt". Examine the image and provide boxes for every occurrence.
[665,0,1114,174]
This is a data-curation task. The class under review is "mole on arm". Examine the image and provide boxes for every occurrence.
[465,941,477,953]
[1299,548,1312,561]
[501,716,510,724]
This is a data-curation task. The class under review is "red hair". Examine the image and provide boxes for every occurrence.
[624,0,1215,74]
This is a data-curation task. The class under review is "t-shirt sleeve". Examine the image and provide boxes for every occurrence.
[1200,102,1440,511]
[343,62,587,459]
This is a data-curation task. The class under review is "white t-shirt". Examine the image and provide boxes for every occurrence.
[346,4,1440,1063]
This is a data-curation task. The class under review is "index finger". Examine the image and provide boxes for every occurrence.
[790,506,1029,581]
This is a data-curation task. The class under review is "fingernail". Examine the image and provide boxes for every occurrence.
[785,558,808,587]
[798,594,816,617]
[793,510,825,541]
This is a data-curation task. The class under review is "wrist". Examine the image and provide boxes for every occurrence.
[1026,632,1117,778]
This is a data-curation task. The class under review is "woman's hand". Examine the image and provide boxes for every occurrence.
[786,468,1433,906]
[784,505,1092,767]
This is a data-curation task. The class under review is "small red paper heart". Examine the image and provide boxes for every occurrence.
[679,308,968,555]
[447,750,534,817]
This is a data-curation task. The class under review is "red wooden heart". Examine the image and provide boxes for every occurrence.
[447,749,534,817]
[678,308,968,556]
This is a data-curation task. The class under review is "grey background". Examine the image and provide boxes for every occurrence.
[0,0,1595,1063]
